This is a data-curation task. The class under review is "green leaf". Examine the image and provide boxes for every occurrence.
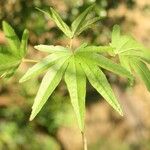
[111,25,120,48]
[64,56,86,131]
[36,7,72,38]
[76,45,114,53]
[131,58,150,91]
[0,54,20,71]
[118,37,144,53]
[2,21,20,56]
[34,45,70,53]
[78,53,133,80]
[75,16,101,36]
[0,53,20,77]
[2,64,20,78]
[19,53,70,83]
[111,25,145,54]
[94,54,133,79]
[71,4,95,36]
[30,57,69,121]
[20,29,29,57]
[119,55,131,73]
[80,57,123,116]
[121,49,150,64]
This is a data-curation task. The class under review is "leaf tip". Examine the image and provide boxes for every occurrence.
[117,106,124,116]
[29,115,34,121]
[19,77,25,83]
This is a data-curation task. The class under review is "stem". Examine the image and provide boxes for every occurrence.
[81,132,87,150]
[22,59,38,63]
[69,38,73,50]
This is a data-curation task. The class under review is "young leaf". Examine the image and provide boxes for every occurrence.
[111,25,145,54]
[80,58,123,116]
[75,16,101,36]
[131,58,150,91]
[71,4,95,37]
[2,21,20,56]
[30,57,69,121]
[64,56,86,131]
[34,45,70,53]
[19,53,70,83]
[36,7,72,38]
[118,37,144,53]
[20,29,29,57]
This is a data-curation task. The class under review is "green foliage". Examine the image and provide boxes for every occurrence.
[20,42,132,131]
[0,5,150,134]
[37,5,101,38]
[110,25,150,90]
[0,21,29,78]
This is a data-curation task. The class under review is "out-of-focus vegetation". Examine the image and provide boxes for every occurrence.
[0,0,150,150]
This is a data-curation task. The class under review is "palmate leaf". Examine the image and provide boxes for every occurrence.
[111,25,144,54]
[64,56,86,131]
[71,4,96,36]
[0,21,29,78]
[111,25,150,90]
[78,55,123,115]
[30,56,70,121]
[36,7,72,38]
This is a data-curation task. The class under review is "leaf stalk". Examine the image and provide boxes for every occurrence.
[81,131,87,150]
[22,59,38,63]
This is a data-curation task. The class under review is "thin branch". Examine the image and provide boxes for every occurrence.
[81,131,87,150]
[69,38,73,50]
[22,58,38,63]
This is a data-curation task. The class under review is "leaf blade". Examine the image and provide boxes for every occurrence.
[19,53,70,83]
[34,45,70,53]
[2,21,20,56]
[64,56,86,131]
[36,7,72,38]
[20,29,29,57]
[80,57,123,115]
[30,57,69,121]
[76,16,101,36]
[131,59,150,91]
[71,4,95,36]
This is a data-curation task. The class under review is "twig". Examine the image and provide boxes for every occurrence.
[69,38,73,50]
[81,131,87,150]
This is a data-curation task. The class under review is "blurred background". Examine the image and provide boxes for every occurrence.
[0,0,150,150]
